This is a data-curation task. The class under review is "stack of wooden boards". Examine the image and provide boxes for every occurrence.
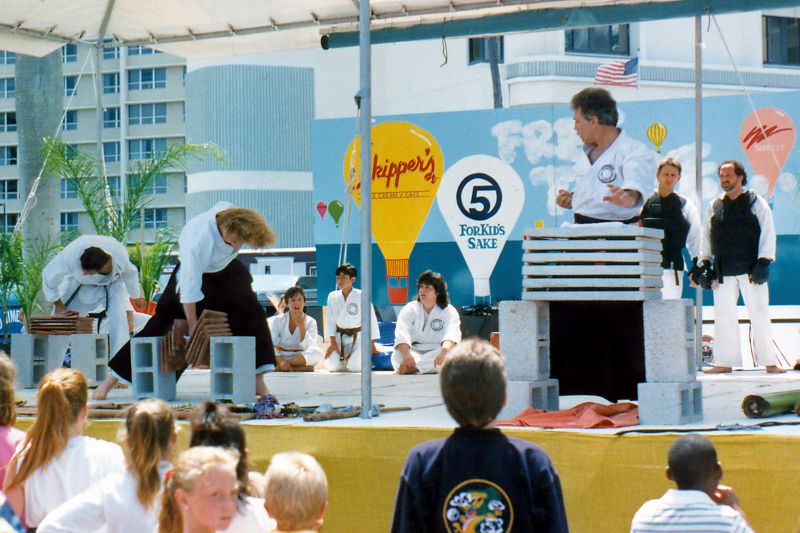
[185,310,231,368]
[161,319,189,372]
[28,315,95,335]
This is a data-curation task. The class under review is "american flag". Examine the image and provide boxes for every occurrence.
[594,57,639,87]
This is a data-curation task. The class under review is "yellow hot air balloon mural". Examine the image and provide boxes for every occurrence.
[344,121,444,304]
[647,122,667,153]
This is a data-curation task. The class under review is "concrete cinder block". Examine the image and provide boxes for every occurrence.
[210,336,255,405]
[499,301,550,380]
[69,334,108,386]
[11,333,37,388]
[131,337,175,401]
[638,381,703,425]
[498,379,559,420]
[45,335,70,374]
[643,299,696,383]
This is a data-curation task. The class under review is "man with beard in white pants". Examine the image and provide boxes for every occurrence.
[324,264,379,372]
[393,270,461,374]
[694,160,784,373]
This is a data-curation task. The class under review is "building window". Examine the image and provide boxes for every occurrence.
[64,75,78,97]
[182,66,187,86]
[129,138,168,160]
[0,112,16,133]
[128,68,166,90]
[128,173,167,195]
[62,110,78,131]
[143,208,168,229]
[60,212,79,233]
[103,141,120,163]
[106,175,121,200]
[0,213,17,234]
[128,45,162,56]
[102,41,120,60]
[0,51,15,65]
[60,178,79,199]
[468,37,504,65]
[102,72,120,94]
[61,44,78,63]
[0,79,13,99]
[0,146,16,166]
[566,24,630,56]
[0,179,17,200]
[764,16,800,66]
[129,103,167,125]
[183,174,187,193]
[103,107,120,128]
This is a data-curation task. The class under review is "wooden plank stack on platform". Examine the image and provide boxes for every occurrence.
[522,225,665,301]
[185,310,232,368]
[161,319,189,372]
[28,315,95,335]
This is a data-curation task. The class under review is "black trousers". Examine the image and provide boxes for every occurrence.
[108,259,276,382]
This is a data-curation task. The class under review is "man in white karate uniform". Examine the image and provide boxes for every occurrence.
[392,270,462,374]
[42,235,142,356]
[695,160,783,373]
[324,264,379,372]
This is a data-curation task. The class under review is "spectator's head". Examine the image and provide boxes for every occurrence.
[415,270,449,309]
[656,157,682,192]
[666,435,722,494]
[284,286,306,313]
[440,339,506,429]
[159,446,239,533]
[216,208,276,250]
[80,246,111,274]
[718,160,747,189]
[571,88,619,144]
[335,263,357,291]
[264,452,328,532]
[7,368,88,490]
[189,402,250,496]
[0,352,16,427]
[122,399,177,508]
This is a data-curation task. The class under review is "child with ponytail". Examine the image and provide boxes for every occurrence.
[0,353,24,484]
[158,446,240,533]
[38,399,177,533]
[2,368,125,528]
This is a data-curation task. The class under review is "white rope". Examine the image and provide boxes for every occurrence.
[13,48,95,234]
[87,45,119,228]
[711,15,785,188]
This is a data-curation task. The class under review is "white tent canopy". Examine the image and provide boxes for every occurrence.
[2,0,799,57]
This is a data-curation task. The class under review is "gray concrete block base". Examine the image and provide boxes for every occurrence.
[638,381,703,425]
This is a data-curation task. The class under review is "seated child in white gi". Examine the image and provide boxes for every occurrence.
[324,264,380,372]
[264,452,328,533]
[268,286,323,371]
[392,270,461,374]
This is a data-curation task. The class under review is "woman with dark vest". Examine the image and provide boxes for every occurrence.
[93,202,278,399]
[640,157,701,299]
[693,160,783,373]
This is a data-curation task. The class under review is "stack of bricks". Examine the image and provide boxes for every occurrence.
[161,319,188,372]
[28,315,95,334]
[185,310,231,368]
[637,299,702,424]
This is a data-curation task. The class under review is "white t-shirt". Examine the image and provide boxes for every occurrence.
[394,301,462,353]
[324,288,379,339]
[219,496,275,533]
[630,489,753,533]
[268,312,319,353]
[572,130,655,221]
[177,201,238,303]
[19,435,126,527]
[37,461,171,533]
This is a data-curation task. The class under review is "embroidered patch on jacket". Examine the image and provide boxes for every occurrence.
[430,318,444,331]
[597,164,617,184]
[442,478,514,533]
[346,302,359,315]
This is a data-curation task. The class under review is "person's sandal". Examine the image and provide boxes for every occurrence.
[766,365,787,374]
[703,365,733,374]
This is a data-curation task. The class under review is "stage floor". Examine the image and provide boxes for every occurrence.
[14,369,800,532]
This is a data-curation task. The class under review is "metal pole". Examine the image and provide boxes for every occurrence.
[694,15,704,371]
[359,0,373,418]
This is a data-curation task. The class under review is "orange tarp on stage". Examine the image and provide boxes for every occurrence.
[14,418,800,533]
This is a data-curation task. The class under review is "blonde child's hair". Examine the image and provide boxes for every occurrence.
[216,208,276,248]
[0,352,16,426]
[7,369,87,490]
[157,446,239,533]
[264,452,328,531]
[120,399,176,508]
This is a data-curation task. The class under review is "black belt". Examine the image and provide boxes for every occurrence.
[65,284,109,331]
[336,326,361,362]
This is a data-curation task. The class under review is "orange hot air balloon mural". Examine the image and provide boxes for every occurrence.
[344,121,444,304]
[647,122,667,153]
[740,108,795,198]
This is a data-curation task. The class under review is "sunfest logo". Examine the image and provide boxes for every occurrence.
[741,124,792,151]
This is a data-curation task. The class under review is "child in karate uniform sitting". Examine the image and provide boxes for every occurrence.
[392,270,461,374]
[269,287,323,371]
